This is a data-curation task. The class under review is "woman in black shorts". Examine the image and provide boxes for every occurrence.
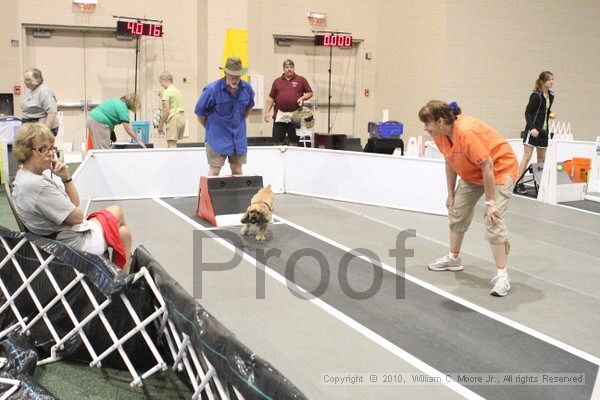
[515,71,555,193]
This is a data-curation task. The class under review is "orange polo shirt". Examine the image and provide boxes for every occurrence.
[433,115,518,185]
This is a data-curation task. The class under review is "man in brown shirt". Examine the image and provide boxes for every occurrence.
[264,59,313,145]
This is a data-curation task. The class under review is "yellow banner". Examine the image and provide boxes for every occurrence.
[221,28,248,81]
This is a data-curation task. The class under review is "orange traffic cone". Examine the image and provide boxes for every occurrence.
[86,129,94,150]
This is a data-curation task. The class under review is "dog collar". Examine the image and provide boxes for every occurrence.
[254,200,272,212]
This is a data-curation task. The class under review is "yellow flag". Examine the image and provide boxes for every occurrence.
[221,28,248,81]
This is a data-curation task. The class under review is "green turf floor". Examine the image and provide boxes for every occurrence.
[34,361,192,399]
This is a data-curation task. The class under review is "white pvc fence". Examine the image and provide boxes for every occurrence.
[505,139,596,165]
[71,140,600,214]
[0,235,167,386]
[74,146,448,215]
[586,137,600,196]
[161,323,244,400]
[0,235,245,399]
[75,147,285,201]
[0,377,20,399]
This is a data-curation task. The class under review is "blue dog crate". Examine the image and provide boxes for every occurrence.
[131,120,150,144]
[368,121,403,139]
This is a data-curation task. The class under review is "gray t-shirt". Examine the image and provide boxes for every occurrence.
[12,169,86,249]
[20,84,59,129]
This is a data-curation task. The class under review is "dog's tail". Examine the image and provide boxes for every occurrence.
[265,184,272,189]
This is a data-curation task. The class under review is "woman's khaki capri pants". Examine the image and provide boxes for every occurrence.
[448,174,515,244]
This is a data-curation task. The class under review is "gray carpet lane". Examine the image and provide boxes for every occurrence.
[559,199,600,214]
[161,196,213,227]
[201,224,598,400]
[161,196,283,225]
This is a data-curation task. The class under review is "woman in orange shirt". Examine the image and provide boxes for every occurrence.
[418,100,518,297]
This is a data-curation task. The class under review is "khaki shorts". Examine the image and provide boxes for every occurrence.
[86,118,111,150]
[205,142,247,167]
[448,174,515,244]
[166,112,185,141]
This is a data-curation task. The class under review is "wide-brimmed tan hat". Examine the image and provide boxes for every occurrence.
[219,57,248,76]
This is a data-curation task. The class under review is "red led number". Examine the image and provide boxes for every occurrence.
[151,24,162,37]
[322,34,351,47]
[119,21,162,36]
[126,22,143,35]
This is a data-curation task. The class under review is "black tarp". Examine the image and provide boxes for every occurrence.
[0,228,157,370]
[0,335,57,399]
[134,246,308,400]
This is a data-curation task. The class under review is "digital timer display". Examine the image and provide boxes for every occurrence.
[314,34,353,47]
[116,21,163,37]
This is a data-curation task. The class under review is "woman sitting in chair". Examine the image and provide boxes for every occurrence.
[11,123,133,272]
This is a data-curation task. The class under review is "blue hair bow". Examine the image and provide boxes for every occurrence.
[448,101,459,114]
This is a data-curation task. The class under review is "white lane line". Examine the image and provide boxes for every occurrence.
[319,199,600,302]
[507,195,600,235]
[152,197,484,400]
[515,193,600,217]
[274,213,600,368]
[557,202,600,216]
[505,208,600,237]
[590,368,600,400]
[196,221,286,231]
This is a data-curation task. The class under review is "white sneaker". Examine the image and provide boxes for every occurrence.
[428,254,464,271]
[490,274,511,297]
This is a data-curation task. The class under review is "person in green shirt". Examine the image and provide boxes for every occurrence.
[158,72,186,148]
[87,94,146,149]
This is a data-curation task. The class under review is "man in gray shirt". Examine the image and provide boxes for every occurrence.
[20,68,59,135]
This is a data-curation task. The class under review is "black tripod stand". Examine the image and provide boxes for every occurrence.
[514,163,543,197]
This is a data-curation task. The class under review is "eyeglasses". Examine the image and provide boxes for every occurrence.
[33,146,58,154]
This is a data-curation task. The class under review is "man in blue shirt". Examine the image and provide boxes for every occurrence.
[195,57,255,175]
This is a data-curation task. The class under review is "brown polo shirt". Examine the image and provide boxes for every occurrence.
[268,74,312,118]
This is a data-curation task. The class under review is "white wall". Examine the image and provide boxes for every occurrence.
[2,0,600,145]
[373,0,600,141]
[284,148,448,214]
[443,0,600,141]
[374,1,448,138]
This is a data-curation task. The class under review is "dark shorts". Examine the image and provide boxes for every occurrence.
[272,122,298,144]
[523,129,548,148]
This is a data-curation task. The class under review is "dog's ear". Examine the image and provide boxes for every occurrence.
[241,212,250,224]
[261,212,271,224]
